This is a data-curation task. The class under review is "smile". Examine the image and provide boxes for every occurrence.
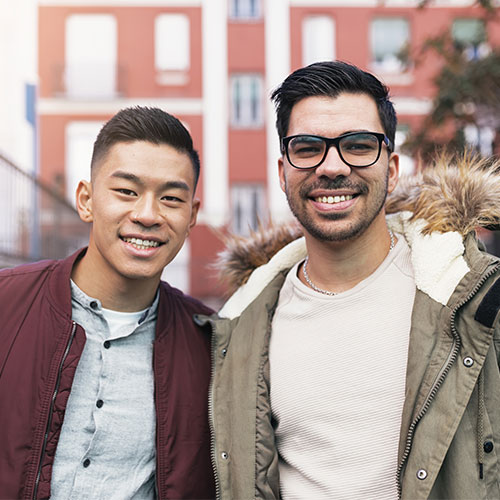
[122,237,162,250]
[315,194,354,204]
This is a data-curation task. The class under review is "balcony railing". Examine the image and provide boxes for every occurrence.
[0,152,89,268]
[50,64,127,99]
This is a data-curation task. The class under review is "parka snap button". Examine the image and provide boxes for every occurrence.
[221,348,227,357]
[221,452,229,460]
[416,469,427,480]
[103,341,111,349]
[83,458,91,468]
[463,357,474,367]
[90,301,98,310]
[484,441,494,453]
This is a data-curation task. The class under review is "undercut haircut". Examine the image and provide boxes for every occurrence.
[271,61,397,149]
[91,106,200,188]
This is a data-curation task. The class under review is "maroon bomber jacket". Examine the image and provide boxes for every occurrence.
[0,249,216,500]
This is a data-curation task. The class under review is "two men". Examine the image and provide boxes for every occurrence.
[0,107,215,499]
[205,61,500,499]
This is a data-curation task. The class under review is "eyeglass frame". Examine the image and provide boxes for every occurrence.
[281,131,394,170]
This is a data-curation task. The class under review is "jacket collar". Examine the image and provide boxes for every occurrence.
[47,247,87,318]
[219,214,496,320]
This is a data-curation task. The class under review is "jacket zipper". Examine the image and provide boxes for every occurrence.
[153,341,160,500]
[207,319,222,500]
[32,321,78,500]
[396,263,500,498]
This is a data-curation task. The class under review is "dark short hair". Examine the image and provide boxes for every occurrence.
[91,106,200,188]
[271,61,397,149]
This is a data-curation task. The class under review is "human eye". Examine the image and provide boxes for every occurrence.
[162,195,183,202]
[340,134,378,155]
[289,136,324,158]
[115,188,137,196]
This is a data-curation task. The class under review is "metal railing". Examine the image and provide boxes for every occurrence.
[0,152,89,268]
[50,64,128,99]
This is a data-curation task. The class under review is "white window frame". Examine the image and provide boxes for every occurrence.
[65,14,117,98]
[452,18,489,60]
[65,121,103,205]
[229,0,262,20]
[394,124,415,177]
[230,184,266,236]
[230,74,264,128]
[370,17,410,74]
[155,13,190,72]
[302,15,335,67]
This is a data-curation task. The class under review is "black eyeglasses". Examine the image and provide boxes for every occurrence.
[281,131,394,170]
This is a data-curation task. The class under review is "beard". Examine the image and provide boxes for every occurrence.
[284,171,390,242]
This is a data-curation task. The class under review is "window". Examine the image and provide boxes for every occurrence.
[155,14,190,72]
[229,0,261,20]
[65,14,117,98]
[231,184,266,236]
[302,16,335,67]
[452,18,488,60]
[371,18,410,73]
[394,125,415,177]
[65,121,103,204]
[230,74,263,128]
[464,124,495,157]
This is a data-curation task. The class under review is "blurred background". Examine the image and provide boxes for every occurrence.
[1,0,499,306]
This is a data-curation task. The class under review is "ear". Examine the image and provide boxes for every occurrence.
[387,152,399,195]
[187,198,200,235]
[278,157,286,193]
[75,180,93,223]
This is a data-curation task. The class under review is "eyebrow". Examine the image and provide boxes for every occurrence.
[110,171,190,191]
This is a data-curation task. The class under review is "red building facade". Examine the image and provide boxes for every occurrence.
[37,0,500,304]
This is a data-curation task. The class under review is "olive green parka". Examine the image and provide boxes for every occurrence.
[198,156,500,499]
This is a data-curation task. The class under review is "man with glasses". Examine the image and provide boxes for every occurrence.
[200,60,500,499]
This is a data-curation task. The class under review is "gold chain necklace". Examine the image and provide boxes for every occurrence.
[302,229,395,296]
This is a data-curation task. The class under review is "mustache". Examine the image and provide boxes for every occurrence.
[299,177,368,197]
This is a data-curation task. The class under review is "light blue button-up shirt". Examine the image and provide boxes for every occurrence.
[50,282,159,500]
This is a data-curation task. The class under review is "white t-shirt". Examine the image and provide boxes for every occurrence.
[270,236,416,499]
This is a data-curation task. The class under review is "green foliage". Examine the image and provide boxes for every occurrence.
[403,3,500,160]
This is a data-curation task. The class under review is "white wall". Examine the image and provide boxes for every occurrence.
[0,0,38,173]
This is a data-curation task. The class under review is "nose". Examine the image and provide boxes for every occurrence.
[131,194,163,227]
[314,145,352,179]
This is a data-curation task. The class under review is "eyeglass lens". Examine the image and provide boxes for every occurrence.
[287,133,381,169]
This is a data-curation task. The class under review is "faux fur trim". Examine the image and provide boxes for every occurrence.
[216,154,500,309]
[215,223,303,297]
[219,218,470,319]
[219,237,307,319]
[386,153,500,235]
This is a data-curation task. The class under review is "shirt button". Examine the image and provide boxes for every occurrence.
[103,341,111,349]
[416,469,427,480]
[484,441,494,453]
[96,399,104,408]
[90,301,98,310]
[83,458,91,468]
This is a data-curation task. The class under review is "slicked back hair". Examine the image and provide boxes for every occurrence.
[91,106,200,189]
[271,61,397,149]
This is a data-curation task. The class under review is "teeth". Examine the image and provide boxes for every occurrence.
[316,195,353,204]
[123,237,160,249]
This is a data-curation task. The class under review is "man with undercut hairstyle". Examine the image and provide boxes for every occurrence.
[0,106,215,499]
[199,61,500,499]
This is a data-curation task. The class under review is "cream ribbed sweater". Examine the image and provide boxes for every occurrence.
[270,237,415,499]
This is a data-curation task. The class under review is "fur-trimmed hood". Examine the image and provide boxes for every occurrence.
[216,154,500,318]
